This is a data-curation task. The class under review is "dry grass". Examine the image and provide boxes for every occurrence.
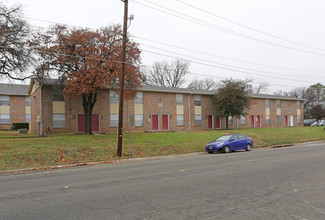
[1,127,324,171]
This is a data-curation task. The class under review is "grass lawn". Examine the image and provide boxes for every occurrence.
[1,127,325,171]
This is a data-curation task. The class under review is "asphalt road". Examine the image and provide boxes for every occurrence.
[1,141,325,220]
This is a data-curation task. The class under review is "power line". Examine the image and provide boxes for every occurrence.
[0,44,307,88]
[175,0,325,52]
[139,44,319,82]
[132,0,325,56]
[136,37,325,77]
[141,48,320,84]
[8,20,322,87]
[25,18,325,75]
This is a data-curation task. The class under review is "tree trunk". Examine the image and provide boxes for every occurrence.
[225,116,229,130]
[82,93,97,135]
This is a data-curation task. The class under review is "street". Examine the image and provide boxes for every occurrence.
[1,141,325,220]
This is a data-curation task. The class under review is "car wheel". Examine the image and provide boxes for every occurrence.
[246,144,252,151]
[224,146,230,153]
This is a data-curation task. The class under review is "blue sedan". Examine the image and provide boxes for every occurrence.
[205,134,254,153]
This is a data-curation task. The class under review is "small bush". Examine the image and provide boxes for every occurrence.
[11,123,29,130]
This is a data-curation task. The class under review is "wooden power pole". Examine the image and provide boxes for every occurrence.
[117,0,128,157]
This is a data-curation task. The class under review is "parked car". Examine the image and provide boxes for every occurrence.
[304,119,316,126]
[311,120,325,126]
[205,134,254,153]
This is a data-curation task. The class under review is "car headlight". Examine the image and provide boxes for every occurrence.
[217,142,224,146]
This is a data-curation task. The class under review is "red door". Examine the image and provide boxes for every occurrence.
[78,114,99,133]
[251,116,255,128]
[215,117,221,129]
[256,115,261,128]
[78,114,85,133]
[162,115,169,130]
[208,115,213,129]
[152,115,158,131]
[285,116,288,127]
[91,114,99,132]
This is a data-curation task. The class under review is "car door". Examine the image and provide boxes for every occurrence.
[229,135,240,150]
[238,135,247,149]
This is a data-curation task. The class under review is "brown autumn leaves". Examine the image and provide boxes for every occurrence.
[31,24,145,99]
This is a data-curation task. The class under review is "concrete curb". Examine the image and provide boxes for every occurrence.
[1,141,324,175]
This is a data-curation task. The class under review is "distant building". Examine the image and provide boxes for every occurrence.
[0,83,30,130]
[27,79,304,135]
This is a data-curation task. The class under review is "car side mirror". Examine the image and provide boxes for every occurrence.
[229,138,235,142]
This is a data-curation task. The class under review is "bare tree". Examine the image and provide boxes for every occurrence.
[187,78,218,90]
[0,3,34,80]
[146,59,189,88]
[274,90,289,96]
[254,81,269,94]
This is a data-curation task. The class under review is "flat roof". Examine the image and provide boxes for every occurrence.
[0,83,29,96]
[29,79,304,101]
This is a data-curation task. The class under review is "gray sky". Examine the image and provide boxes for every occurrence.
[8,0,325,93]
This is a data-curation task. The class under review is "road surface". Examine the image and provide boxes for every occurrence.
[1,141,325,219]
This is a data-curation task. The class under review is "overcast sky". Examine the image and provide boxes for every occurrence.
[7,0,325,93]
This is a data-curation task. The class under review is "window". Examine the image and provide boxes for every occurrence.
[297,115,301,124]
[266,115,270,124]
[135,114,143,127]
[241,115,246,125]
[277,115,281,124]
[238,134,246,139]
[0,96,10,105]
[265,99,270,108]
[277,100,281,108]
[0,114,10,124]
[110,91,119,103]
[228,116,233,125]
[25,97,31,106]
[134,92,143,104]
[233,135,239,140]
[110,114,118,127]
[194,95,201,106]
[53,113,65,128]
[52,88,64,101]
[177,114,184,126]
[297,101,301,109]
[176,94,184,105]
[26,114,31,123]
[195,115,202,125]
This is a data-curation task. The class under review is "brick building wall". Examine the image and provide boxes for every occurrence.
[28,82,304,135]
[0,95,28,130]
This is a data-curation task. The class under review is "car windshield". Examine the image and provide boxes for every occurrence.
[215,135,233,141]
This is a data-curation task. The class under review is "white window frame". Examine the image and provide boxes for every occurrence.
[110,91,119,103]
[0,96,10,105]
[241,115,246,125]
[134,92,143,104]
[194,95,201,106]
[110,114,119,127]
[0,114,10,124]
[266,115,270,124]
[195,114,202,125]
[53,113,65,128]
[176,94,184,105]
[177,114,184,126]
[228,116,233,125]
[135,114,143,127]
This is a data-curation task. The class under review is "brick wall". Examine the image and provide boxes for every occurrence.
[29,86,304,135]
[0,95,27,130]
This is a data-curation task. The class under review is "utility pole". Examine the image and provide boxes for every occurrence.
[117,0,128,157]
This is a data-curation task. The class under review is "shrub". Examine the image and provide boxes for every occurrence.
[11,123,29,130]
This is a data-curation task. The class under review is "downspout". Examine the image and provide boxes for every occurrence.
[188,93,192,131]
[40,85,43,136]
